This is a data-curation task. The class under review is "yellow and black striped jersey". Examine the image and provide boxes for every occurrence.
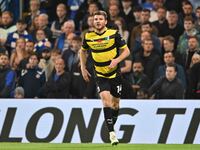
[81,28,127,78]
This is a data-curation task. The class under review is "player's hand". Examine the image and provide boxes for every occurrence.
[109,59,119,69]
[81,67,91,82]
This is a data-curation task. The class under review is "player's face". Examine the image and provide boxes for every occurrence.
[93,15,107,31]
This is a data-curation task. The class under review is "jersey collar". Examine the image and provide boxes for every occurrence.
[94,27,107,36]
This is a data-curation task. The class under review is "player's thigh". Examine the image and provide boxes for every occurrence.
[110,76,122,98]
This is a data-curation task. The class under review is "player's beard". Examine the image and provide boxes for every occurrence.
[95,23,105,32]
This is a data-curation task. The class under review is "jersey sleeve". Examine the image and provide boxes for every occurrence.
[81,34,90,51]
[115,31,127,49]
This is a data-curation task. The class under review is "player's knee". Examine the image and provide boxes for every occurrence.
[100,91,112,107]
[113,101,119,109]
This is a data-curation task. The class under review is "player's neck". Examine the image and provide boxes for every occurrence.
[95,27,107,35]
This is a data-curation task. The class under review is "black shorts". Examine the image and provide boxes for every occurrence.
[96,76,122,98]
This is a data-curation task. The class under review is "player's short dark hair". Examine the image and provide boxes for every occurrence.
[93,10,107,20]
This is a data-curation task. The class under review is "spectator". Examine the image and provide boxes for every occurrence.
[136,88,149,99]
[150,0,164,22]
[162,35,176,53]
[148,63,184,99]
[187,61,200,99]
[65,36,87,98]
[156,51,187,89]
[25,40,35,56]
[5,19,33,55]
[101,0,120,11]
[10,38,28,73]
[185,36,200,70]
[39,57,71,98]
[195,6,200,32]
[62,36,81,72]
[0,11,17,45]
[38,47,54,81]
[133,38,161,84]
[50,49,62,65]
[51,3,69,40]
[37,13,52,42]
[190,53,200,68]
[14,86,24,99]
[34,29,51,56]
[55,20,75,53]
[18,52,46,98]
[130,9,158,50]
[107,3,121,29]
[114,17,129,43]
[177,16,200,65]
[120,0,134,27]
[132,24,161,55]
[178,1,196,26]
[81,14,94,39]
[131,6,142,28]
[24,0,42,27]
[74,0,102,31]
[0,53,16,98]
[130,60,150,99]
[67,0,84,20]
[81,1,100,31]
[28,15,39,35]
[0,45,8,55]
[162,35,182,64]
[152,6,169,41]
[167,10,184,47]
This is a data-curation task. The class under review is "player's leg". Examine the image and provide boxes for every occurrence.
[99,91,119,145]
[110,76,122,126]
[96,78,115,132]
[108,76,122,145]
[99,90,115,132]
[97,77,118,145]
[112,97,120,125]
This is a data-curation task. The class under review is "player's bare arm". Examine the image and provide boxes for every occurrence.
[80,49,91,82]
[109,46,130,69]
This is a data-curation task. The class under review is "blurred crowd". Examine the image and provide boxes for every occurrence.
[0,0,200,99]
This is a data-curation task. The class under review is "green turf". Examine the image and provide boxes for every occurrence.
[0,143,199,150]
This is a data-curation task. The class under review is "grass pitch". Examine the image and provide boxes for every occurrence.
[0,143,200,150]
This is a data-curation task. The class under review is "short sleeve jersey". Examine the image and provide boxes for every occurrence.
[81,28,127,79]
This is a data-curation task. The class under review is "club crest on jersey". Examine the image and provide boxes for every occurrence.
[105,36,110,40]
